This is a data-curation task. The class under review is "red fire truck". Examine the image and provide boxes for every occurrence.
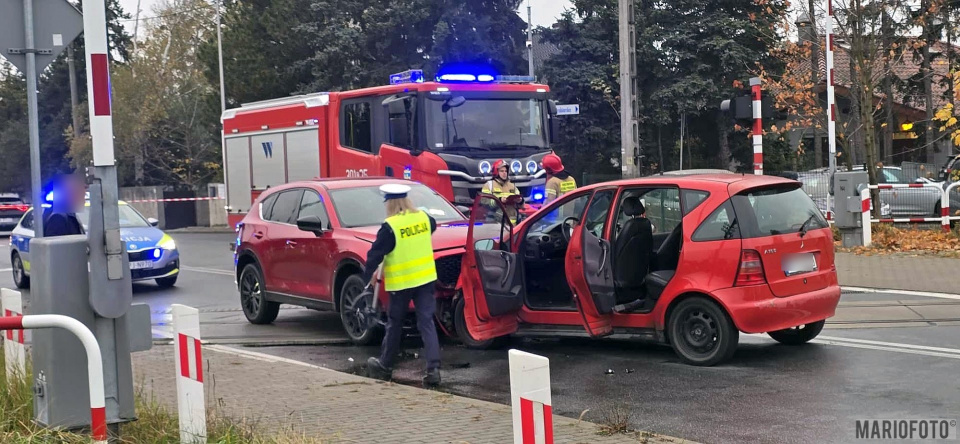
[221,68,561,227]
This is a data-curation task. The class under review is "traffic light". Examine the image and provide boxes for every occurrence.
[720,91,776,126]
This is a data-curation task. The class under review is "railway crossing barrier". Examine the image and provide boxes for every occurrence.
[172,304,207,443]
[0,313,108,443]
[2,288,26,378]
[509,349,553,444]
[859,182,960,247]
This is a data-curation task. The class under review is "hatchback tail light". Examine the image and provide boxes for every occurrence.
[735,249,766,286]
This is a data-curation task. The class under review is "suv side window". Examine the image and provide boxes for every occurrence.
[268,190,304,225]
[298,191,329,227]
[259,193,279,220]
[341,101,373,152]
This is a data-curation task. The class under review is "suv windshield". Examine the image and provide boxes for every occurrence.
[329,184,465,228]
[76,204,151,228]
[424,97,546,153]
[732,186,828,237]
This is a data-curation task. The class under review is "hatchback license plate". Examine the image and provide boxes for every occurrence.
[0,217,16,223]
[130,261,153,270]
[783,253,817,276]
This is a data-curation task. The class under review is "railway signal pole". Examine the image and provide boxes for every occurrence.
[618,0,641,178]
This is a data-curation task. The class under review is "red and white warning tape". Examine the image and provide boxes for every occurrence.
[126,197,225,203]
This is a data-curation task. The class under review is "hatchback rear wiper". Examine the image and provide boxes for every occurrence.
[798,214,818,238]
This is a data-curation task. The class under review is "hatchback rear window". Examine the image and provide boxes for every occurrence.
[731,185,828,238]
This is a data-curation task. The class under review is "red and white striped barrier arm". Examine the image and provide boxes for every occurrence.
[509,349,553,444]
[172,304,206,443]
[869,183,951,232]
[2,289,26,378]
[751,77,763,175]
[126,197,226,203]
[826,0,838,166]
[83,0,115,167]
[0,314,107,443]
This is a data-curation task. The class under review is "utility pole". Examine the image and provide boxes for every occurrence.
[618,0,640,177]
[215,0,226,112]
[23,0,44,237]
[526,0,534,78]
[67,45,80,138]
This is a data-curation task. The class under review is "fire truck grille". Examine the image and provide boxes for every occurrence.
[435,254,462,287]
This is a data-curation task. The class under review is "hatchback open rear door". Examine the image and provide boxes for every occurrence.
[566,216,616,337]
[460,194,526,342]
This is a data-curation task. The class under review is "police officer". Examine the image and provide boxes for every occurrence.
[542,153,577,204]
[365,184,442,387]
[483,159,521,222]
[43,174,85,237]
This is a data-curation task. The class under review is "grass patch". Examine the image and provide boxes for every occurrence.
[595,405,632,436]
[0,347,331,443]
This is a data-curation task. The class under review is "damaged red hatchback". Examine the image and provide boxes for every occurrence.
[455,173,841,366]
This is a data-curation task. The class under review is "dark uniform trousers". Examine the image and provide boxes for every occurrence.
[379,281,441,370]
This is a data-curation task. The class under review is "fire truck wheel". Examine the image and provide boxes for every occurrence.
[11,252,29,289]
[339,274,383,345]
[239,264,279,324]
[454,297,506,349]
[767,320,825,345]
[667,296,738,366]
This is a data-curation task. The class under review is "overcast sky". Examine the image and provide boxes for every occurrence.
[117,0,574,36]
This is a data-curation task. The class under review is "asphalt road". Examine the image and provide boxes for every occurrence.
[3,232,959,443]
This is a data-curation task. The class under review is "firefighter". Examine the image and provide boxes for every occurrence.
[365,184,441,387]
[483,159,521,222]
[43,174,85,237]
[542,153,577,204]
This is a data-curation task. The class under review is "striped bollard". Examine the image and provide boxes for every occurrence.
[172,304,206,443]
[750,77,763,175]
[509,349,553,444]
[1,289,26,379]
[860,187,872,247]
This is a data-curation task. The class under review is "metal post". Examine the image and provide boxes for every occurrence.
[751,77,763,175]
[67,46,80,137]
[23,0,44,238]
[618,0,640,178]
[527,0,534,78]
[215,0,226,112]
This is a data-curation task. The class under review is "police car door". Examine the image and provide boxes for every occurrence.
[565,189,617,337]
[460,194,525,341]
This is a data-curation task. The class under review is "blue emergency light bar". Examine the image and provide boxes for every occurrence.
[389,69,425,85]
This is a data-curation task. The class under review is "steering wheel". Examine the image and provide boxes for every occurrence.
[561,217,579,242]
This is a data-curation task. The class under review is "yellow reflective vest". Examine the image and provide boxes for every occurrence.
[383,211,437,291]
[545,176,577,203]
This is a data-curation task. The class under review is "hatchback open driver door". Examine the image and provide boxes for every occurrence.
[566,192,616,337]
[459,194,526,343]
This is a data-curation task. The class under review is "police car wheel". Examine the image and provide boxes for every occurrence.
[339,274,383,345]
[156,275,178,288]
[239,264,279,324]
[768,320,825,345]
[453,297,506,349]
[11,252,29,289]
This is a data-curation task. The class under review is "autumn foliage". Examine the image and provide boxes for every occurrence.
[842,224,960,256]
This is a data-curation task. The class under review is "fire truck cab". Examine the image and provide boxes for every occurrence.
[221,68,560,227]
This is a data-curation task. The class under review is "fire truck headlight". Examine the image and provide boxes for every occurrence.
[478,161,492,175]
[526,160,538,174]
[510,160,522,174]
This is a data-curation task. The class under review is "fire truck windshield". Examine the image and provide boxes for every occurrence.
[424,98,547,154]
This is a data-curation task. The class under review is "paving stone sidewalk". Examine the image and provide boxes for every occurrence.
[133,345,688,444]
[835,252,959,294]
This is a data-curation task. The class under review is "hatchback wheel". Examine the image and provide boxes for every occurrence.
[454,297,506,349]
[339,274,383,345]
[11,252,29,289]
[668,297,738,366]
[768,320,825,345]
[239,264,279,324]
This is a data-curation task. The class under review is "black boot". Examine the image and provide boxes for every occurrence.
[423,368,441,387]
[367,357,392,381]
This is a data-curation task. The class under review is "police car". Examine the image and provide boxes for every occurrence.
[9,201,180,289]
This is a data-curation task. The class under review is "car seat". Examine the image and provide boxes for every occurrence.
[614,197,653,303]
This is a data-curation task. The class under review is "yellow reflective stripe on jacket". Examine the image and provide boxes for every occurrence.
[559,177,577,193]
[383,211,437,291]
[485,181,519,199]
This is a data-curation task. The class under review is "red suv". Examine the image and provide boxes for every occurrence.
[234,178,469,344]
[456,174,841,366]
